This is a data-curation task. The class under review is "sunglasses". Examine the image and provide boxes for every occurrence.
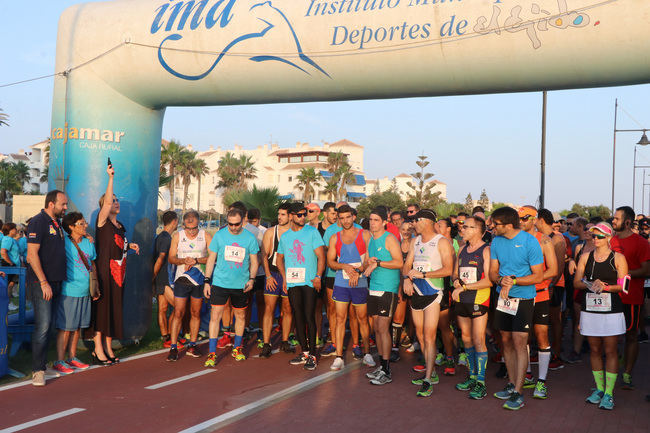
[295,212,307,218]
[75,221,88,226]
[591,233,607,239]
[308,210,318,213]
[566,222,573,226]
[456,221,465,225]
[185,225,199,231]
[520,215,534,222]
[228,221,242,227]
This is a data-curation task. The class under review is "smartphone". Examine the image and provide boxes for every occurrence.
[107,157,112,167]
[622,274,631,294]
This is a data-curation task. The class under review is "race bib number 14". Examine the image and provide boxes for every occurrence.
[224,245,245,263]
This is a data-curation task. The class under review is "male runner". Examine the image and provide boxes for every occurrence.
[259,203,294,357]
[203,209,259,366]
[327,204,373,370]
[390,211,404,228]
[489,207,544,410]
[153,211,178,348]
[246,208,266,335]
[306,203,320,227]
[519,206,558,399]
[403,209,454,397]
[364,208,403,384]
[167,210,212,361]
[611,206,650,389]
[277,203,326,370]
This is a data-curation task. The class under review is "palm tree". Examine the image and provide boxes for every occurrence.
[336,163,355,202]
[216,152,257,206]
[160,140,185,209]
[12,161,31,193]
[323,180,338,201]
[326,151,347,176]
[224,185,281,223]
[159,166,173,199]
[0,162,23,204]
[0,109,9,127]
[178,149,198,212]
[295,167,322,202]
[192,158,209,211]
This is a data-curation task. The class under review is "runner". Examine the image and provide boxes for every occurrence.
[245,208,266,339]
[452,216,491,399]
[327,204,374,370]
[259,203,294,357]
[610,206,650,389]
[573,222,628,410]
[315,202,335,349]
[203,208,259,366]
[364,208,403,385]
[306,203,320,228]
[391,221,415,361]
[277,203,326,370]
[317,202,337,238]
[489,206,544,410]
[403,209,454,397]
[518,206,558,399]
[152,211,178,349]
[390,211,404,228]
[167,210,212,361]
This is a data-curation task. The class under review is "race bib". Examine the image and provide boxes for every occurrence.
[496,297,520,316]
[224,245,245,263]
[586,292,612,312]
[286,267,306,284]
[413,261,431,274]
[459,267,478,284]
[343,262,361,280]
[369,290,383,297]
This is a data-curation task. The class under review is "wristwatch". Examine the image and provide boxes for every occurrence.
[376,260,382,268]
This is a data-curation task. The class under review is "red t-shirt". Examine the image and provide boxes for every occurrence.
[386,222,402,243]
[610,233,650,305]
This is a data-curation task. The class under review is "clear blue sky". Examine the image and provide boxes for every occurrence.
[2,0,649,214]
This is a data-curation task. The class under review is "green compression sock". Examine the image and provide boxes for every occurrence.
[605,372,617,395]
[592,370,605,392]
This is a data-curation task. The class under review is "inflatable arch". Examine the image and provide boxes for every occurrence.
[50,0,650,337]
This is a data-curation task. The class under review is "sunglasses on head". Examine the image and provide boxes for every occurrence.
[591,233,607,239]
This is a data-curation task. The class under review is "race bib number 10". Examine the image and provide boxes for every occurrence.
[224,245,245,263]
[496,297,520,316]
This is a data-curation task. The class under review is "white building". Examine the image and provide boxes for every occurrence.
[0,139,49,194]
[364,173,447,203]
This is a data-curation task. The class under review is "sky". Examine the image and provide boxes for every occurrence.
[1,1,649,214]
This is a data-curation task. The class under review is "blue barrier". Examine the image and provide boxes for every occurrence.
[0,267,31,358]
[0,274,8,377]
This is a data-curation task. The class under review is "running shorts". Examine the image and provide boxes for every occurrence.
[494,298,534,333]
[367,291,397,318]
[210,286,248,309]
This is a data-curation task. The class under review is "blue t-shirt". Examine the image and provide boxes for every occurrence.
[209,228,259,289]
[368,232,400,293]
[322,222,362,278]
[18,236,27,262]
[1,236,20,266]
[490,230,543,299]
[278,225,324,288]
[62,237,97,297]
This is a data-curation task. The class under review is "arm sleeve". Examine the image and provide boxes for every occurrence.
[249,234,260,255]
[490,239,499,260]
[208,233,219,254]
[277,236,286,256]
[26,218,44,245]
[528,236,544,266]
[312,229,325,249]
[160,234,172,255]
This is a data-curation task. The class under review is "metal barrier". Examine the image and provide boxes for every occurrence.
[0,267,31,357]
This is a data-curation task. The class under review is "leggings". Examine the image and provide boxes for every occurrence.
[288,285,317,355]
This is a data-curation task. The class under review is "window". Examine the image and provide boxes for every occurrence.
[303,155,317,162]
[288,176,293,182]
[289,156,301,163]
[280,157,289,164]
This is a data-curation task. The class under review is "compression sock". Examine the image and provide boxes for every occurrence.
[476,351,488,383]
[538,347,551,381]
[209,338,217,353]
[465,346,476,379]
[592,370,605,392]
[605,372,617,395]
[526,344,532,374]
[234,335,243,348]
[380,357,389,373]
[391,323,402,347]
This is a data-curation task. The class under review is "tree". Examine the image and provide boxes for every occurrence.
[39,144,50,184]
[295,167,322,202]
[177,149,198,212]
[216,152,257,204]
[160,139,185,210]
[224,185,282,223]
[356,191,406,220]
[0,109,9,127]
[336,164,355,202]
[323,180,338,201]
[405,154,443,208]
[477,189,490,210]
[464,192,474,213]
[159,167,173,199]
[434,202,466,219]
[12,161,31,192]
[0,162,24,204]
[192,158,209,212]
[560,203,611,220]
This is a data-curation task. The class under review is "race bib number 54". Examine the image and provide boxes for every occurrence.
[496,297,520,316]
[224,245,245,263]
[286,268,306,284]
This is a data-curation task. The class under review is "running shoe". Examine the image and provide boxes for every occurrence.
[363,353,376,367]
[533,381,548,399]
[186,346,201,358]
[204,353,217,368]
[412,364,425,373]
[256,339,264,349]
[598,393,614,410]
[416,380,433,397]
[368,336,376,348]
[288,334,299,347]
[400,335,412,348]
[67,357,89,370]
[458,352,469,367]
[494,382,515,400]
[290,353,308,365]
[503,392,525,410]
[352,345,363,360]
[164,339,184,349]
[456,377,476,391]
[406,342,420,353]
[621,373,634,390]
[217,334,232,349]
[370,370,392,386]
[412,372,439,386]
[304,355,317,371]
[321,343,336,357]
[178,337,188,345]
[162,336,172,348]
[366,366,383,380]
[316,337,325,348]
[259,343,272,358]
[389,349,400,363]
[469,381,487,400]
[53,360,74,375]
[281,340,295,354]
[565,351,582,364]
[549,355,564,370]
[330,357,345,371]
[523,373,536,389]
[529,354,539,364]
[586,389,604,404]
[232,346,246,361]
[166,347,178,362]
[435,353,444,366]
[443,359,456,376]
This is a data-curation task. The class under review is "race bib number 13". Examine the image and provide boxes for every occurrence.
[224,245,245,263]
[586,292,612,312]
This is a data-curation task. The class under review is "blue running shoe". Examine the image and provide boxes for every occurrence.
[352,344,363,360]
[503,392,525,410]
[321,343,337,357]
[598,393,614,410]
[586,389,604,405]
[494,383,515,400]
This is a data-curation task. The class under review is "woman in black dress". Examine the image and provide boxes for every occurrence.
[90,164,139,364]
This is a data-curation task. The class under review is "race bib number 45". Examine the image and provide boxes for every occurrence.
[459,267,478,284]
[286,267,306,284]
[224,245,245,263]
[586,292,612,312]
[496,297,520,316]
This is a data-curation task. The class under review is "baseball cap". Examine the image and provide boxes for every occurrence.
[289,202,306,214]
[590,222,613,236]
[415,209,437,222]
[307,203,320,212]
[552,212,561,223]
[518,207,537,218]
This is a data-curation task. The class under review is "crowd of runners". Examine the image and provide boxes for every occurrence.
[153,199,650,411]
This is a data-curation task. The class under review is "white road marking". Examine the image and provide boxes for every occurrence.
[0,408,85,433]
[179,361,361,433]
[145,369,215,390]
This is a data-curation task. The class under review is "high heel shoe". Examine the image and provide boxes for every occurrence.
[92,352,113,366]
[108,356,120,364]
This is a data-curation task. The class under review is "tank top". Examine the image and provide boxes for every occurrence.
[549,232,566,288]
[412,234,445,296]
[334,229,368,288]
[457,243,490,306]
[534,232,551,302]
[582,251,623,314]
[174,229,208,282]
[368,232,399,293]
[268,225,281,273]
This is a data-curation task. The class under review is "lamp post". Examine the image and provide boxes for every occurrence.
[611,99,650,214]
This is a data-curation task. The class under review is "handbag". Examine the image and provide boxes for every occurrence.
[70,236,100,298]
